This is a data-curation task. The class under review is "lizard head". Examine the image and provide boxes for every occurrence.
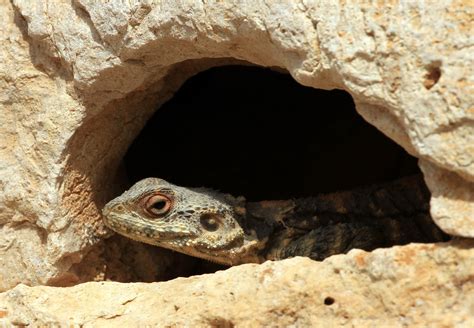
[102,178,262,265]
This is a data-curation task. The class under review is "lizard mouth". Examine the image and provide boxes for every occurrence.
[177,241,262,266]
[187,232,264,265]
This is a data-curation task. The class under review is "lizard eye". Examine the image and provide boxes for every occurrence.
[145,194,172,216]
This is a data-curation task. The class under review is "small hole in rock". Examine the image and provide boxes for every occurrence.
[324,297,335,305]
[424,62,441,89]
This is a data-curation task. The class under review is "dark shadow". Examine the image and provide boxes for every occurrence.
[125,65,420,200]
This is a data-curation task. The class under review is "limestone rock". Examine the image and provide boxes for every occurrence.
[420,160,474,237]
[1,240,473,326]
[0,0,472,301]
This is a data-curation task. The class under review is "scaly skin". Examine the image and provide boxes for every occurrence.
[102,175,448,265]
[102,178,263,265]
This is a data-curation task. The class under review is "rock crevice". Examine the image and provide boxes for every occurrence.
[0,0,472,324]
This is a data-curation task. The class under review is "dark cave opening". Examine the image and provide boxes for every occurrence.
[106,65,428,282]
[125,65,420,199]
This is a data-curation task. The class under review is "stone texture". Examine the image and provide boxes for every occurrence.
[0,0,472,302]
[420,160,474,237]
[1,240,473,326]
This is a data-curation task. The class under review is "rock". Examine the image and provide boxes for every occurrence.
[420,160,474,237]
[0,240,473,326]
[0,0,472,305]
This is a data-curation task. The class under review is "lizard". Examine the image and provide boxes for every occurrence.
[102,175,449,266]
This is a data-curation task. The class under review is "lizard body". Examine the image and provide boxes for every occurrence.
[102,175,448,265]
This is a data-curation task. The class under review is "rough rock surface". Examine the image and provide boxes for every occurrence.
[1,240,473,326]
[0,0,472,313]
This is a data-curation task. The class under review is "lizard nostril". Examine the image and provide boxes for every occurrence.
[200,213,221,232]
[103,204,123,216]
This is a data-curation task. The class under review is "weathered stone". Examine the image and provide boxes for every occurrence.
[420,160,474,237]
[0,240,473,326]
[0,0,472,308]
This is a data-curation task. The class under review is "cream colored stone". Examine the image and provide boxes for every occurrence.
[1,240,473,326]
[0,0,472,296]
[420,160,474,237]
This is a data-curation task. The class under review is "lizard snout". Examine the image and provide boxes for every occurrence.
[103,202,124,214]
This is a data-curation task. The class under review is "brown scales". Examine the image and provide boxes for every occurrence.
[102,175,449,266]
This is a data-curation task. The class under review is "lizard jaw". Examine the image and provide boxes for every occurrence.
[103,209,264,265]
[161,237,265,266]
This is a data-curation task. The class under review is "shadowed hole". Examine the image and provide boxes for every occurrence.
[324,296,335,306]
[424,61,441,89]
[126,66,420,199]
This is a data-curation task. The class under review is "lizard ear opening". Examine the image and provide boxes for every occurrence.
[200,213,222,232]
